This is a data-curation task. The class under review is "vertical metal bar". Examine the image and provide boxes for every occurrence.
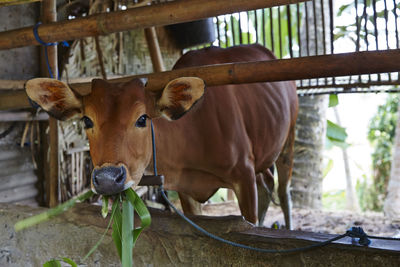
[262,9,266,46]
[320,0,326,54]
[372,0,379,50]
[383,0,391,81]
[363,0,371,83]
[355,0,362,83]
[363,0,369,50]
[394,0,400,80]
[278,6,283,58]
[319,0,327,86]
[224,16,229,47]
[305,2,310,56]
[297,3,302,87]
[216,17,221,47]
[312,0,318,55]
[297,3,301,57]
[287,5,293,58]
[269,8,275,53]
[329,0,334,85]
[230,14,236,45]
[239,12,243,44]
[255,10,259,44]
[393,0,400,49]
[247,11,251,44]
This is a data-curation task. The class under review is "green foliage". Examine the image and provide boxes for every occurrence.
[216,6,301,58]
[326,119,349,149]
[322,190,346,210]
[363,94,399,211]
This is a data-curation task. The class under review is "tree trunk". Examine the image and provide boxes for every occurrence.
[290,0,329,209]
[334,107,360,212]
[384,103,400,220]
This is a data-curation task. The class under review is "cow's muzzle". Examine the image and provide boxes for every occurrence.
[92,165,127,195]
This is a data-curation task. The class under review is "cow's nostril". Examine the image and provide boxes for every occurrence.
[93,176,99,186]
[115,173,124,184]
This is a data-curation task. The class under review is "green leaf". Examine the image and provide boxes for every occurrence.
[15,190,94,232]
[61,258,78,267]
[323,159,334,178]
[102,196,109,219]
[326,120,348,142]
[43,260,61,267]
[111,200,123,260]
[328,94,339,107]
[125,188,151,246]
[121,199,134,267]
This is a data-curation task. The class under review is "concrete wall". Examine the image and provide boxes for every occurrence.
[1,203,399,266]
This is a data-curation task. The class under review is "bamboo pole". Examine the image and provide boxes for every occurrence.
[0,0,308,50]
[40,0,59,208]
[2,49,400,110]
[0,0,41,7]
[144,27,166,72]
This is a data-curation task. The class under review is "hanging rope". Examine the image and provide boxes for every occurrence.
[33,22,69,80]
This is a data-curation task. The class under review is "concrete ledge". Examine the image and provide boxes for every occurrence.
[0,203,399,266]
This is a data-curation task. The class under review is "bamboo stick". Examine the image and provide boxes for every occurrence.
[144,27,165,72]
[0,0,308,50]
[2,50,400,110]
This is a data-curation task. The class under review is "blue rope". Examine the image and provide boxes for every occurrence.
[148,120,390,253]
[33,22,69,80]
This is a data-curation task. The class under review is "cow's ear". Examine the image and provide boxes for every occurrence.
[156,77,205,120]
[25,78,82,120]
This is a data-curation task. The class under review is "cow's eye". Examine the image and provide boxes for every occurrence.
[82,116,94,129]
[135,114,147,128]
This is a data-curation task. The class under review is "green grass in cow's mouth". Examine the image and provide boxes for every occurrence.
[14,188,151,266]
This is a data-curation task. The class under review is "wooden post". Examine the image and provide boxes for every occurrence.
[144,27,165,72]
[0,0,308,50]
[40,0,59,207]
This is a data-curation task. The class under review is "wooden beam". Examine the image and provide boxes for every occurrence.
[1,50,400,110]
[71,49,400,94]
[0,111,48,121]
[0,0,308,50]
[0,0,41,8]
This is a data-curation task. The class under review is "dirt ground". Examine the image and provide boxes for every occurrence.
[201,201,400,238]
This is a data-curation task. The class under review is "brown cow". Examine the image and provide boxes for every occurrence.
[25,44,298,228]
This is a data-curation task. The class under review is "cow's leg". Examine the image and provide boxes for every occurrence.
[233,172,258,224]
[256,169,275,226]
[275,124,295,230]
[178,192,202,215]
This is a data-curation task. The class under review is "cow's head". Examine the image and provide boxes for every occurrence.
[25,77,205,195]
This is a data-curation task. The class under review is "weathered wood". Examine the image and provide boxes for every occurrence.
[1,50,400,110]
[144,27,165,72]
[0,185,38,202]
[0,0,308,50]
[41,0,59,208]
[0,170,37,191]
[0,111,48,121]
[0,0,41,8]
[68,49,400,94]
[0,80,25,90]
[1,203,399,265]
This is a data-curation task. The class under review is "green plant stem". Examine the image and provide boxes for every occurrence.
[121,199,134,267]
[14,190,94,232]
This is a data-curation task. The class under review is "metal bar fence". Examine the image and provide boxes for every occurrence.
[189,0,400,94]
